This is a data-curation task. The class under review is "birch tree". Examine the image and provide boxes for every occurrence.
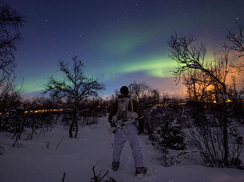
[43,57,105,138]
[225,22,244,74]
[0,3,25,111]
[225,22,244,58]
[128,81,150,103]
[0,2,25,81]
[167,33,231,164]
[182,69,212,102]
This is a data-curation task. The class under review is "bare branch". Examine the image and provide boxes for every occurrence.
[0,3,25,81]
[128,81,150,102]
[42,56,105,138]
[224,22,244,58]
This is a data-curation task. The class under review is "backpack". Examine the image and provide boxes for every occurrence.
[109,97,139,134]
[115,97,138,121]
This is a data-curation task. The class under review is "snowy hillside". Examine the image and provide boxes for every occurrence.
[0,116,244,182]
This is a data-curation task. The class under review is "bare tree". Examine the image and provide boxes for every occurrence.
[43,57,105,138]
[224,22,244,74]
[114,89,120,96]
[225,23,244,58]
[227,76,238,100]
[226,76,244,123]
[168,34,231,102]
[128,81,150,103]
[0,2,25,81]
[167,33,234,164]
[182,69,212,102]
[225,22,244,123]
[0,2,25,112]
[0,73,22,111]
[149,89,160,105]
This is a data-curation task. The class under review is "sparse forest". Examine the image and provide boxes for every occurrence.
[0,2,244,182]
[166,22,244,168]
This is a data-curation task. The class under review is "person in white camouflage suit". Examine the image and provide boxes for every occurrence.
[108,86,147,176]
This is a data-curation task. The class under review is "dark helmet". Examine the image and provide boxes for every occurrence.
[120,86,129,95]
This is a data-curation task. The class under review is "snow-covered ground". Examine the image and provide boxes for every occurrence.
[0,115,244,182]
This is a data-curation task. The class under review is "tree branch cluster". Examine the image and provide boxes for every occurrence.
[0,2,25,80]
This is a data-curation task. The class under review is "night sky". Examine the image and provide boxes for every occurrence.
[2,0,244,99]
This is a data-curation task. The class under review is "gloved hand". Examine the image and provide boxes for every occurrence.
[138,124,144,135]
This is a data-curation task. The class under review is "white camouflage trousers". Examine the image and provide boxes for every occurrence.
[113,123,143,167]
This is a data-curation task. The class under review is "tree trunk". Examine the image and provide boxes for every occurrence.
[69,106,78,138]
[74,119,78,138]
[69,119,74,138]
[222,87,229,164]
[223,118,228,162]
[69,118,78,138]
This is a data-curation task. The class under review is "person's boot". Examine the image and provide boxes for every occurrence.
[135,166,147,176]
[112,161,120,171]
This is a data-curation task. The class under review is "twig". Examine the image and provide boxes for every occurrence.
[92,163,97,178]
[12,134,22,148]
[62,172,66,182]
[46,142,50,149]
[100,170,110,181]
[56,139,63,149]
[91,163,112,182]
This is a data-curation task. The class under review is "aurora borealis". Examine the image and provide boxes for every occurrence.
[2,0,244,99]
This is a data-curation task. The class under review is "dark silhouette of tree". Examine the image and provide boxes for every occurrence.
[182,69,211,102]
[149,89,160,105]
[167,33,233,165]
[0,2,25,81]
[225,22,244,75]
[0,2,25,112]
[43,56,105,138]
[128,81,150,102]
[168,25,244,167]
[0,74,22,111]
[225,22,244,58]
